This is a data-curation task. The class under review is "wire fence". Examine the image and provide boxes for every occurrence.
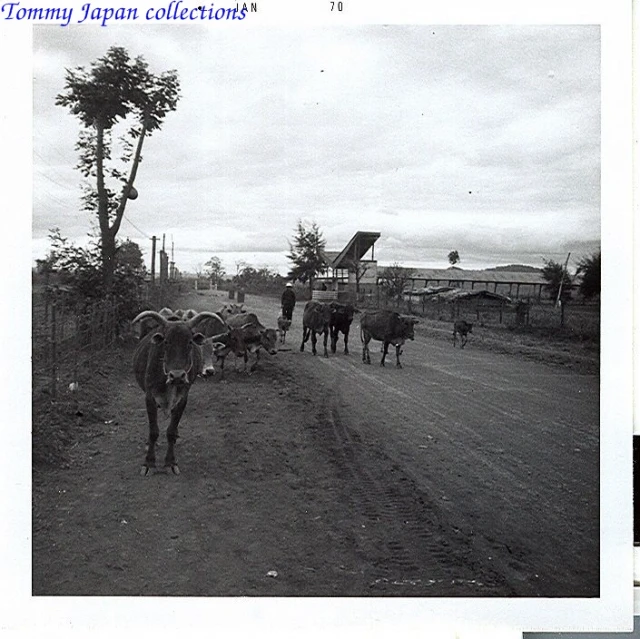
[355,290,600,340]
[32,280,181,401]
[33,288,119,401]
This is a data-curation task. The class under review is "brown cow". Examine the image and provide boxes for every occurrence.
[131,310,222,475]
[360,310,418,368]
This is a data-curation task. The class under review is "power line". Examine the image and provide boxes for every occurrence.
[122,214,152,240]
[34,167,75,191]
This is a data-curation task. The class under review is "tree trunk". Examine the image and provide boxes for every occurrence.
[95,120,116,292]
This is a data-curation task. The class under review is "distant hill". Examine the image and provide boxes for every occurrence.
[485,265,542,273]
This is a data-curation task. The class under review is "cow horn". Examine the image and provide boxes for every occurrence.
[132,310,169,327]
[187,311,225,329]
[208,330,230,342]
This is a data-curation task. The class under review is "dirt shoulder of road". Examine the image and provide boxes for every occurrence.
[411,316,599,375]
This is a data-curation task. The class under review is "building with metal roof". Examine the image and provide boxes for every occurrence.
[405,268,547,300]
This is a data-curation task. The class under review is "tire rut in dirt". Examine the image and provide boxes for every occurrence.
[314,400,512,595]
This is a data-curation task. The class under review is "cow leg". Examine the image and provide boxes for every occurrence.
[322,328,329,357]
[344,328,350,355]
[395,344,403,368]
[311,330,318,355]
[380,341,390,367]
[217,355,226,380]
[330,327,337,354]
[250,349,260,373]
[165,396,187,474]
[142,395,160,474]
[300,327,309,352]
[362,336,371,364]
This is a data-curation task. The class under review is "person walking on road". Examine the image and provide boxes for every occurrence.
[281,282,296,321]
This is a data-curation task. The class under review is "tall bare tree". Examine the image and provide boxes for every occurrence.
[56,46,180,291]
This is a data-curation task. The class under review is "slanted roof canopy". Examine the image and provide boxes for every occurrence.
[325,231,381,269]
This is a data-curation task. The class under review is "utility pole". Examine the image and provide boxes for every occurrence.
[170,237,175,280]
[151,235,157,286]
[555,252,571,307]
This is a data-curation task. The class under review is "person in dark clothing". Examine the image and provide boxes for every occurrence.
[281,283,296,321]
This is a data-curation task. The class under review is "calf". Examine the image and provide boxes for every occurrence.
[277,315,292,344]
[360,309,419,368]
[453,319,473,348]
[198,313,247,379]
[226,312,278,373]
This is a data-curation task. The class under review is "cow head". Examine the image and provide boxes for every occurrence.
[400,316,419,340]
[208,326,247,358]
[329,302,358,324]
[259,328,278,355]
[133,311,226,385]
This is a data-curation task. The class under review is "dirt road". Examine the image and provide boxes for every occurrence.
[33,290,599,597]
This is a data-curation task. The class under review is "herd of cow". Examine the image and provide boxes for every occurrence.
[130,300,471,475]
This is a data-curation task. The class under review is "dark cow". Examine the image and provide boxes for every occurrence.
[300,300,333,357]
[360,310,419,368]
[226,312,278,373]
[329,302,358,355]
[453,319,473,348]
[131,310,222,475]
[277,315,292,344]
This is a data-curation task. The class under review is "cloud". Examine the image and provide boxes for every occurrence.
[32,25,601,274]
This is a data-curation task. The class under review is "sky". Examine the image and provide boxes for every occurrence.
[32,22,602,276]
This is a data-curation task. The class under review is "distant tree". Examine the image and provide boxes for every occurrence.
[541,259,573,303]
[115,238,146,274]
[233,264,283,294]
[286,221,327,295]
[379,262,414,305]
[448,250,460,266]
[575,251,601,300]
[204,256,226,287]
[56,46,180,292]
